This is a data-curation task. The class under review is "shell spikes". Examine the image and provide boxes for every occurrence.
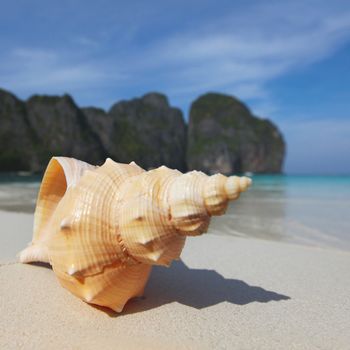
[19,157,252,312]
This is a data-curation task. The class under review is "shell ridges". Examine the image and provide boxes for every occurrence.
[19,156,251,312]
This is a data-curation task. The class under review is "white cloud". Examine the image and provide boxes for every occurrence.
[0,47,126,95]
[72,36,100,49]
[12,48,57,61]
[1,0,350,110]
[133,2,350,100]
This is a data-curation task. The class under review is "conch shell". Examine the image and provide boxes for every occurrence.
[19,157,251,312]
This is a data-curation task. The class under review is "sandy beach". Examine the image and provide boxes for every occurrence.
[1,210,350,349]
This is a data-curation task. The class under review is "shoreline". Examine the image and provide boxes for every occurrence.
[1,172,350,252]
[1,210,350,349]
[0,209,348,264]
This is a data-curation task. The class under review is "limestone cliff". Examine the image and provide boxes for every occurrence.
[187,93,285,174]
[26,94,106,170]
[0,88,285,174]
[0,89,36,170]
[85,93,187,171]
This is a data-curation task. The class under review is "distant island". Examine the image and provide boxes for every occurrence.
[0,88,285,174]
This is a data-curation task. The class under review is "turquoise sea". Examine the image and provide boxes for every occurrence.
[211,175,350,251]
[0,173,349,251]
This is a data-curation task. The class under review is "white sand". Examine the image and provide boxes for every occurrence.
[0,210,349,349]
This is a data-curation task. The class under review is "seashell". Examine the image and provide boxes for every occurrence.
[19,157,252,312]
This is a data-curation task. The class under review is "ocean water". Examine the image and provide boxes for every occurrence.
[0,173,40,213]
[210,175,350,251]
[0,173,349,251]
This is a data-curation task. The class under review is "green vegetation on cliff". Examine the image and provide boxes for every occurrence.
[187,93,285,174]
[0,88,285,174]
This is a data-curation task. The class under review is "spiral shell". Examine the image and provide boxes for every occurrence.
[19,157,251,312]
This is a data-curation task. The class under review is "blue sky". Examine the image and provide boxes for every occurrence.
[0,0,349,174]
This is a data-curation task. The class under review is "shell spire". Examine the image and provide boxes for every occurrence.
[168,171,252,236]
[19,157,251,312]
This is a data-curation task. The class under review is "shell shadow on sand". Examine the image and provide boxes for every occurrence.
[123,259,290,315]
[29,259,290,317]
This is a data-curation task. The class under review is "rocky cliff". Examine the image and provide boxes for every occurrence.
[0,89,36,171]
[84,93,187,171]
[0,89,187,172]
[26,94,106,170]
[110,93,187,171]
[0,88,285,173]
[187,93,285,174]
